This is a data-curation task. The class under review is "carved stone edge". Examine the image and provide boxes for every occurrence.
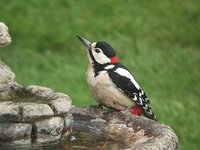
[69,107,179,150]
[0,85,73,145]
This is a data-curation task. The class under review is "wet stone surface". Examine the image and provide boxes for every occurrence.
[34,117,64,144]
[0,89,72,145]
[70,107,179,150]
[62,113,73,138]
[0,123,32,145]
[0,85,72,145]
[0,84,72,145]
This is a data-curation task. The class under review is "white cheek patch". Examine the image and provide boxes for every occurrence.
[90,42,111,64]
[115,68,140,89]
[92,51,111,64]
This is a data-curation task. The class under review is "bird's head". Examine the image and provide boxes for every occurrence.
[77,35,118,65]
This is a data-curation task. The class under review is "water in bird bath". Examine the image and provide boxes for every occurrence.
[66,131,127,149]
[0,131,127,150]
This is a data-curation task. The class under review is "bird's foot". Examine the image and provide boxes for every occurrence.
[89,104,104,110]
[129,106,143,116]
[103,107,119,116]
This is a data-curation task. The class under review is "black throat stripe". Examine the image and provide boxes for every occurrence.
[93,63,111,77]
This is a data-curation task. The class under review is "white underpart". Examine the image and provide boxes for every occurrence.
[87,65,135,110]
[115,68,140,90]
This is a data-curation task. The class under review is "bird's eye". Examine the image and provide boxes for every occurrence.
[95,49,101,53]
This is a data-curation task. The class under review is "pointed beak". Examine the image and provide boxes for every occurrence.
[77,35,91,50]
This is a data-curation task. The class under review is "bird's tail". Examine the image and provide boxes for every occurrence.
[144,107,157,121]
[132,93,157,121]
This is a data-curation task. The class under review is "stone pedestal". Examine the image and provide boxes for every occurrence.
[0,22,73,145]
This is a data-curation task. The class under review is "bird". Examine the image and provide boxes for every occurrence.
[77,35,157,121]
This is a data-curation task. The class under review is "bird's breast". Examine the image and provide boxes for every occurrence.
[86,65,134,110]
[87,65,110,87]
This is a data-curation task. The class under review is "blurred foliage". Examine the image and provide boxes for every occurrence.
[0,0,200,149]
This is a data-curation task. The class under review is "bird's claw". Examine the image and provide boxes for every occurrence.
[89,104,104,111]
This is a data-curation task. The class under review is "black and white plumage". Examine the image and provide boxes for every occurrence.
[77,35,157,121]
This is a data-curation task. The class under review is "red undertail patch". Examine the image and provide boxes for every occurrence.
[129,106,143,116]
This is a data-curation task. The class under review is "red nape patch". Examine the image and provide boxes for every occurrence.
[129,106,143,116]
[110,56,118,64]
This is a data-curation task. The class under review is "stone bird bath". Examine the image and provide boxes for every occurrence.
[0,22,178,150]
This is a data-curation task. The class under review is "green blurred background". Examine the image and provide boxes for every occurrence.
[0,0,199,149]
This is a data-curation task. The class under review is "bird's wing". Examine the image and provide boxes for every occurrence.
[108,64,157,120]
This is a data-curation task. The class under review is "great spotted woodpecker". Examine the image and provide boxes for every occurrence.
[77,35,157,121]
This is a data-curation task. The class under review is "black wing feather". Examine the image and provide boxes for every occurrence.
[108,64,157,120]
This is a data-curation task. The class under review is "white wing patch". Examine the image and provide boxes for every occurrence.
[114,68,140,90]
[104,65,115,70]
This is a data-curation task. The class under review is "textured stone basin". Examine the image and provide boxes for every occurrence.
[0,23,72,145]
[0,105,179,150]
[69,107,178,150]
[0,85,72,145]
